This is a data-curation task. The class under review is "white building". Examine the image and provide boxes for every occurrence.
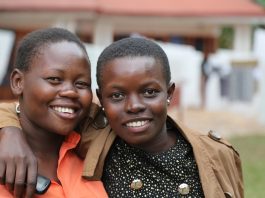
[1,0,265,112]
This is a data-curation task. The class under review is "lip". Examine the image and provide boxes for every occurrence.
[123,117,152,134]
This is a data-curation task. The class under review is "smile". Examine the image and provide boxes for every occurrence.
[52,106,75,114]
[126,120,149,127]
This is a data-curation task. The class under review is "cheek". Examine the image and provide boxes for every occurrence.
[148,98,167,114]
[21,87,52,120]
[79,90,93,109]
[103,103,121,121]
[24,78,54,97]
[23,85,54,104]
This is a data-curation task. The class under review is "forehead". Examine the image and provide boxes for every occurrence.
[31,41,88,65]
[28,41,90,73]
[100,56,166,86]
[104,56,163,76]
[38,41,86,60]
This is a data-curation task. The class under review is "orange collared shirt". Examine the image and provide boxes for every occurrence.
[0,132,108,198]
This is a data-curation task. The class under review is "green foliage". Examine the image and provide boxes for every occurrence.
[256,0,265,7]
[218,27,234,49]
[230,135,265,198]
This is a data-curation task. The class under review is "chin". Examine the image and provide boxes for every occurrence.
[126,138,147,147]
[54,127,75,136]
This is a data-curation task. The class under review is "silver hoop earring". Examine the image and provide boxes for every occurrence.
[15,103,21,114]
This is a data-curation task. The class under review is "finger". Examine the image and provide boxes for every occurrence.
[24,183,35,198]
[5,162,15,192]
[24,161,37,198]
[0,162,6,185]
[13,183,25,198]
[14,163,27,198]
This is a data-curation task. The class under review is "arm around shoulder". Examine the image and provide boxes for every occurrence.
[0,102,21,129]
[0,102,37,198]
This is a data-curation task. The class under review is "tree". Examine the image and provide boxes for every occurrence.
[256,0,265,7]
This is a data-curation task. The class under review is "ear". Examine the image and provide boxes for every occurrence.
[10,69,24,97]
[96,88,103,106]
[167,82,175,101]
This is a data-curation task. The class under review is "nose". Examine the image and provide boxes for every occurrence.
[125,94,146,114]
[58,82,79,99]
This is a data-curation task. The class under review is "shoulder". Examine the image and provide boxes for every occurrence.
[196,130,244,197]
[167,115,240,159]
[191,129,242,173]
[198,130,239,157]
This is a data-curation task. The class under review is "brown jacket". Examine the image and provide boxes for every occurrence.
[0,102,244,198]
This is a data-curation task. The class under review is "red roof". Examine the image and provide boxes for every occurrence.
[100,0,265,16]
[0,0,264,16]
[0,0,97,11]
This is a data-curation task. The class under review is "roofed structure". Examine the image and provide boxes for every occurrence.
[0,0,264,16]
[0,0,265,111]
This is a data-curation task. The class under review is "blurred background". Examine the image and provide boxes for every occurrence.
[0,0,265,196]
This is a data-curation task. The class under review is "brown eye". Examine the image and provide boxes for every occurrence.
[111,92,125,101]
[143,89,158,97]
[75,81,91,89]
[46,77,61,84]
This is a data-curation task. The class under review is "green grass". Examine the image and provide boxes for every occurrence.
[229,135,265,198]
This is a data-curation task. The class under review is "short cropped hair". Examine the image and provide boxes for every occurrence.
[96,37,171,88]
[15,27,89,71]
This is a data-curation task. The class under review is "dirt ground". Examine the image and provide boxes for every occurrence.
[169,108,265,138]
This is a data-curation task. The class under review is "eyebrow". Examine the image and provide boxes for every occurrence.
[44,67,64,72]
[107,80,161,89]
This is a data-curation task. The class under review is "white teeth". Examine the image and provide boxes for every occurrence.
[53,106,74,114]
[126,120,148,127]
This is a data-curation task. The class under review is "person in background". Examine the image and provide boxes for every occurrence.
[0,38,243,197]
[200,53,211,108]
[0,27,108,198]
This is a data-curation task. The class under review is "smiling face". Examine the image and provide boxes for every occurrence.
[98,56,175,152]
[13,41,92,136]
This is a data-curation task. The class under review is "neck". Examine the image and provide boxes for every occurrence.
[19,112,67,181]
[135,126,176,154]
[19,116,64,157]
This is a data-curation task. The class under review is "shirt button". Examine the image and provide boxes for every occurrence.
[178,183,190,195]
[130,179,143,190]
